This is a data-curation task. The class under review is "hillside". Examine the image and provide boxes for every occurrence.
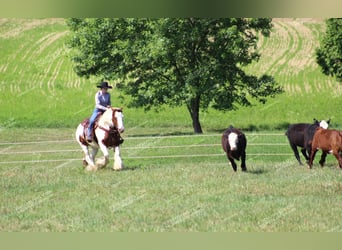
[0,18,340,131]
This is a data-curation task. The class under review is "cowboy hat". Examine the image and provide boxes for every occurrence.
[97,81,112,89]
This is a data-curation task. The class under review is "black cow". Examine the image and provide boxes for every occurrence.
[221,126,247,172]
[285,119,330,165]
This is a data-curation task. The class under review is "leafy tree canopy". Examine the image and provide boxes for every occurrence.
[67,18,283,133]
[316,18,342,81]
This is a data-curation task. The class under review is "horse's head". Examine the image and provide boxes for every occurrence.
[111,107,125,133]
[99,107,125,133]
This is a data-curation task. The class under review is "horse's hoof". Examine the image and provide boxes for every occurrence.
[113,164,123,171]
[82,160,88,167]
[85,165,97,171]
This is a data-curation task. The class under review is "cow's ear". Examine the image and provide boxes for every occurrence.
[327,119,331,124]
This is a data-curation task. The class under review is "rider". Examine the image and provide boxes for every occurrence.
[87,81,112,142]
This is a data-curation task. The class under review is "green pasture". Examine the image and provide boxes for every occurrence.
[1,128,342,232]
[1,18,342,232]
[0,18,341,131]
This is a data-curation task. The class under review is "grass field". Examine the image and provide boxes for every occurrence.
[1,18,342,232]
[1,128,342,232]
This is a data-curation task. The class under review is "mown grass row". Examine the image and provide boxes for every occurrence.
[1,18,341,131]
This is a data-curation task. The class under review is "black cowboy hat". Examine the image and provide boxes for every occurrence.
[97,81,112,89]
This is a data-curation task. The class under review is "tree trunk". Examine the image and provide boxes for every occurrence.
[187,96,203,134]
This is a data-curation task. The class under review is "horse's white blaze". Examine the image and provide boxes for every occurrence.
[228,132,238,151]
[115,111,124,132]
[319,120,329,129]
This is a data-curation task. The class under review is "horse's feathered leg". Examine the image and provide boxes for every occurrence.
[76,124,96,170]
[91,147,98,165]
[113,146,123,171]
[96,141,109,169]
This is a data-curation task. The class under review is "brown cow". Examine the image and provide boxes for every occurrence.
[308,127,342,169]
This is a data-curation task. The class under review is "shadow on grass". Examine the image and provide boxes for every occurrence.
[120,165,142,171]
[246,168,268,175]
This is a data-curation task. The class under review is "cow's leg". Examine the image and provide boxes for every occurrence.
[332,151,342,169]
[301,148,309,162]
[290,143,302,165]
[228,155,237,172]
[319,151,327,167]
[308,148,318,169]
[240,150,247,172]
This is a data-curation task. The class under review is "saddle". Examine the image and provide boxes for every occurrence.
[79,118,99,145]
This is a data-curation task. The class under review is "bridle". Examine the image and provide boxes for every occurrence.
[97,108,124,146]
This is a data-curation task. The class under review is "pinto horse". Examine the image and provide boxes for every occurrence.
[308,128,342,169]
[75,107,124,171]
[221,126,247,172]
[285,119,329,165]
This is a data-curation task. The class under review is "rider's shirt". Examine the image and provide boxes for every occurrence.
[95,91,111,111]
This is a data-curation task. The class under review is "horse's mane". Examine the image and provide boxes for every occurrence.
[98,108,113,127]
[98,107,123,128]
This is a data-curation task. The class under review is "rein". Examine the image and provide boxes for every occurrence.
[98,125,114,133]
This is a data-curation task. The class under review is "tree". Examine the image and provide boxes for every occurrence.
[316,18,342,81]
[67,18,283,133]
